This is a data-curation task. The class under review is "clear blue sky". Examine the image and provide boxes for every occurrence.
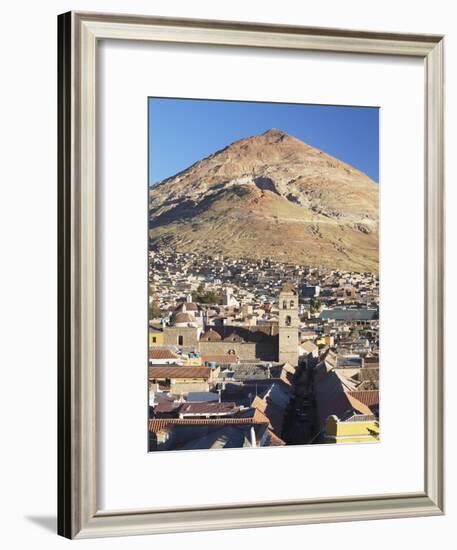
[148,98,379,185]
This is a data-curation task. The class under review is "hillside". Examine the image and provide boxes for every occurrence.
[149,129,379,272]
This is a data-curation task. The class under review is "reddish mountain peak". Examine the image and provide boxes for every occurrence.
[148,128,379,272]
[262,128,288,137]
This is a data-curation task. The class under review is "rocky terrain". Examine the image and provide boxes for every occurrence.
[149,128,379,272]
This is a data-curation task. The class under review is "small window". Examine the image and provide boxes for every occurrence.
[285,315,292,326]
[152,336,157,343]
[178,335,184,346]
[283,300,287,309]
[290,300,295,308]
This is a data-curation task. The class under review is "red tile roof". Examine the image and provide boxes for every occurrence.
[149,348,179,360]
[178,302,199,311]
[251,392,289,433]
[251,408,271,425]
[200,329,222,342]
[174,312,196,324]
[348,390,379,408]
[345,393,373,416]
[148,366,211,379]
[148,416,269,432]
[153,402,180,414]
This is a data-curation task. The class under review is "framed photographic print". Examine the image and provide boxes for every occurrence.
[58,11,444,539]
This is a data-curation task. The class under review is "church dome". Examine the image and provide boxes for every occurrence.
[174,312,197,326]
[223,333,245,343]
[200,329,222,342]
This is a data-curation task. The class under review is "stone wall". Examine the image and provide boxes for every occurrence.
[163,326,199,348]
[163,325,278,361]
[199,340,277,362]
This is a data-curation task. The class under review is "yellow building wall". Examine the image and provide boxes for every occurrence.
[325,415,379,443]
[149,331,164,347]
[316,335,334,347]
[184,356,202,366]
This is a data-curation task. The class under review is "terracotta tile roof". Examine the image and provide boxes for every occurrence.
[345,393,373,416]
[174,312,197,324]
[250,396,285,434]
[149,348,179,360]
[251,395,267,413]
[348,390,379,408]
[251,408,271,425]
[223,333,245,343]
[181,302,199,311]
[153,401,180,414]
[148,416,269,432]
[200,325,278,343]
[148,366,211,379]
[200,329,222,342]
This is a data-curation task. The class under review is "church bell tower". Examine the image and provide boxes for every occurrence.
[278,283,299,366]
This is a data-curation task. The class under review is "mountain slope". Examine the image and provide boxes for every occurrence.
[149,129,379,272]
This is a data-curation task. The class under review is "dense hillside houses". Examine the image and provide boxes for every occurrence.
[148,251,379,451]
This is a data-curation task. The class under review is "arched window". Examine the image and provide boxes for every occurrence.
[283,300,287,309]
[285,315,292,326]
[290,300,295,308]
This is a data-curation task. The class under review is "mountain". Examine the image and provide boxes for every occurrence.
[149,128,379,272]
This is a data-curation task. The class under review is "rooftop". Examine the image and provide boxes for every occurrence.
[149,348,179,360]
[347,390,379,408]
[149,366,211,379]
[320,308,378,322]
[148,415,269,432]
[179,402,238,415]
[174,312,197,324]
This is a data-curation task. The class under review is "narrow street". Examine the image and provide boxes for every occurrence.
[282,361,318,445]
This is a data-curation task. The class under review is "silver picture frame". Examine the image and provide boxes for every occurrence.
[58,11,444,539]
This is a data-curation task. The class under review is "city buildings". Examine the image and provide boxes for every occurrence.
[148,251,379,451]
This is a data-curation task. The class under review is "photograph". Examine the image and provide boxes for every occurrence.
[0,1,447,545]
[148,98,380,451]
